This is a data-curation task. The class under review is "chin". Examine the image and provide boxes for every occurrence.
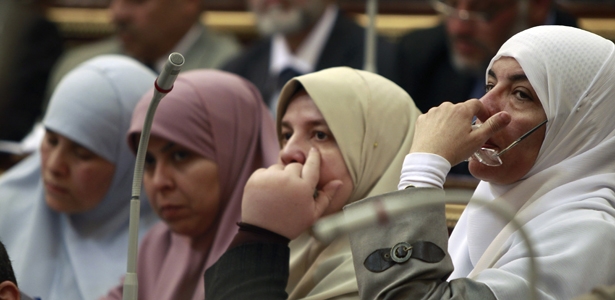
[45,196,78,214]
[168,224,196,237]
[469,161,523,185]
[469,160,502,183]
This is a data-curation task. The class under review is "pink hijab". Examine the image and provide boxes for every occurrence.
[102,70,278,300]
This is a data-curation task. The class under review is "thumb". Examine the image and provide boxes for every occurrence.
[313,180,343,219]
[478,111,511,138]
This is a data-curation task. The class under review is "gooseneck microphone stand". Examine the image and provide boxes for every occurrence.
[123,52,185,300]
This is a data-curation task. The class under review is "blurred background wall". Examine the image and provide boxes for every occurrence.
[46,0,615,49]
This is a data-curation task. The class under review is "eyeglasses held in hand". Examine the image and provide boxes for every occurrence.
[470,119,548,167]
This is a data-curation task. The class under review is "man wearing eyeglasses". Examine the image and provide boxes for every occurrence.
[396,0,576,176]
[397,0,576,114]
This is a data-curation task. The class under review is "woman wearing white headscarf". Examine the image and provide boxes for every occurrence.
[345,25,615,299]
[0,55,159,300]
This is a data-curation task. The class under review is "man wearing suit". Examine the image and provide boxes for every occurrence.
[48,0,240,94]
[0,0,62,143]
[223,0,397,115]
[396,0,576,176]
[397,0,577,114]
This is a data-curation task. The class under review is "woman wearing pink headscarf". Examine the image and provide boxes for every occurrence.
[101,70,279,300]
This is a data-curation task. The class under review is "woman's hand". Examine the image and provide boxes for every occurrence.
[409,99,511,166]
[241,148,343,240]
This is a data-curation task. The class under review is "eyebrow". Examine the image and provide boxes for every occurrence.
[280,119,328,128]
[488,69,528,82]
[161,142,176,153]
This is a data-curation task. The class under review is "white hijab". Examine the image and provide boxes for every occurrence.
[0,55,159,300]
[449,26,615,299]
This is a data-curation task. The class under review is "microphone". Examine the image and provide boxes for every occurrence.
[123,53,185,300]
[363,0,378,73]
[154,52,184,94]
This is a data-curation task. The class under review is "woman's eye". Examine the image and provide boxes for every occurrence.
[74,148,95,160]
[514,90,533,101]
[172,151,189,161]
[315,131,328,140]
[144,153,155,167]
[485,84,495,93]
[281,131,292,141]
[45,135,58,146]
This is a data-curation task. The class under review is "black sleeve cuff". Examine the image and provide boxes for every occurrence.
[228,222,291,249]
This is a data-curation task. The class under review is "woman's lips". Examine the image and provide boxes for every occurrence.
[44,181,68,195]
[482,139,499,150]
[159,204,188,220]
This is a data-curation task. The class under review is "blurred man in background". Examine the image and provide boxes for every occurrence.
[397,0,576,113]
[396,0,576,176]
[223,0,397,115]
[48,0,240,92]
[0,0,62,144]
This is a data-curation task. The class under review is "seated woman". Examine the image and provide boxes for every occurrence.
[101,70,279,300]
[209,26,615,300]
[206,67,422,299]
[0,55,159,300]
[251,26,615,299]
[347,25,615,300]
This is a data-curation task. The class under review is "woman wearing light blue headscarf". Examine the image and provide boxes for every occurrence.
[0,55,159,300]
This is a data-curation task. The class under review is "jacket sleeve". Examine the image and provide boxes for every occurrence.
[346,188,496,300]
[204,242,290,300]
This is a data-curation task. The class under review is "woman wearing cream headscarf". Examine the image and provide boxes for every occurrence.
[206,66,421,299]
[345,25,615,300]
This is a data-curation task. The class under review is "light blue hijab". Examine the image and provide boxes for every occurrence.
[0,55,159,300]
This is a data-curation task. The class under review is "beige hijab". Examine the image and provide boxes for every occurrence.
[276,67,421,299]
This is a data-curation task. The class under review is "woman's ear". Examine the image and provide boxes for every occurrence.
[0,281,20,300]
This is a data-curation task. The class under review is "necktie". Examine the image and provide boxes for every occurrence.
[277,67,302,90]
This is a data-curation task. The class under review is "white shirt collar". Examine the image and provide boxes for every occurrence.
[269,4,338,76]
[153,24,203,73]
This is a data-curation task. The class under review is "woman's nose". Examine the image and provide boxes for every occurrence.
[280,136,309,165]
[479,91,501,119]
[45,148,68,177]
[150,163,175,192]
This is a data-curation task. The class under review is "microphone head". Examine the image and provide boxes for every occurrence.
[155,52,185,93]
[169,52,185,67]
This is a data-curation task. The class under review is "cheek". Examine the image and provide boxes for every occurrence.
[316,149,346,186]
[39,145,52,172]
[142,174,159,209]
[183,163,221,230]
[317,148,354,211]
[73,164,115,208]
[183,179,221,236]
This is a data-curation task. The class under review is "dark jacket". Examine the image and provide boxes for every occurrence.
[223,11,398,105]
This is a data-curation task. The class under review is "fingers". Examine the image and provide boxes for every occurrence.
[282,148,321,180]
[465,99,490,122]
[268,163,285,171]
[302,147,321,184]
[313,180,343,218]
[475,111,511,138]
